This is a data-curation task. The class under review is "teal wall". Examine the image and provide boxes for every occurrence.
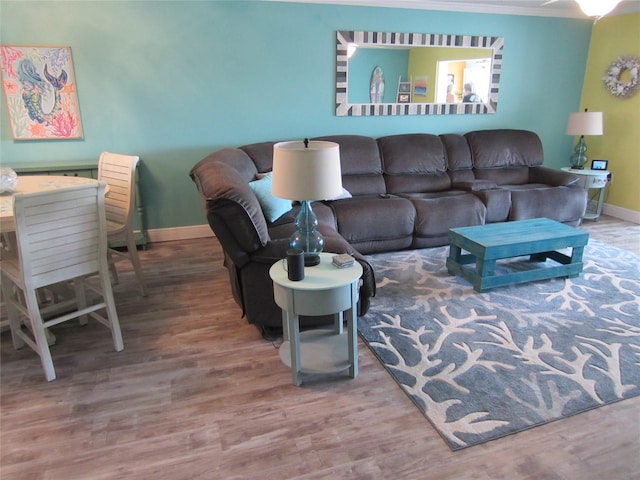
[0,1,593,232]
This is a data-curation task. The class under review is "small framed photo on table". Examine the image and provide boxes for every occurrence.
[591,159,608,170]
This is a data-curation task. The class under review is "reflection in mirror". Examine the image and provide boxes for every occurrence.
[370,66,385,103]
[336,31,504,116]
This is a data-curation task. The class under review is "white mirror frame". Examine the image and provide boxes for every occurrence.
[336,30,504,116]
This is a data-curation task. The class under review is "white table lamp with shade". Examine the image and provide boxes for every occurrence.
[566,109,603,170]
[271,139,342,266]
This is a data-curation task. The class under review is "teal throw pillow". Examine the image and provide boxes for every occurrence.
[248,172,292,223]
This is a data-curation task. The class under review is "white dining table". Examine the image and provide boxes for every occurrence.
[0,175,104,233]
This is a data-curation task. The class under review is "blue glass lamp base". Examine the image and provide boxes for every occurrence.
[570,136,588,170]
[303,254,321,266]
[290,200,324,267]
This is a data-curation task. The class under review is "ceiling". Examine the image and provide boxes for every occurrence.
[266,0,640,18]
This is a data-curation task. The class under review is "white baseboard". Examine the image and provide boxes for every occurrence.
[147,208,640,244]
[147,225,214,243]
[603,204,640,224]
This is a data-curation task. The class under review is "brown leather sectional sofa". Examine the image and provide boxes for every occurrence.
[190,129,587,333]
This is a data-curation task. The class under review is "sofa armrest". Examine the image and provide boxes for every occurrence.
[452,180,498,191]
[529,166,579,187]
[190,159,271,254]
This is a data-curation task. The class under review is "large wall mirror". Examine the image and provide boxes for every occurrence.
[336,30,504,116]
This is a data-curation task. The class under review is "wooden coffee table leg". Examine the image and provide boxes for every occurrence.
[476,257,495,292]
[569,246,585,278]
[447,245,462,273]
[530,252,548,262]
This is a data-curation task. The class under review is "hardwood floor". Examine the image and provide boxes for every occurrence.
[1,216,639,480]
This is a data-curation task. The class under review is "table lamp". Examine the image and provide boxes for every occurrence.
[272,139,342,266]
[566,109,603,169]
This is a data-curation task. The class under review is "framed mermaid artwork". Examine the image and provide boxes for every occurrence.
[1,45,84,140]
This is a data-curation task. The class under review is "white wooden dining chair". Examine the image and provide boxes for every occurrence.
[98,152,147,296]
[0,183,124,381]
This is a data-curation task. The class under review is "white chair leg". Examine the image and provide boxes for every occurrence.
[125,231,146,296]
[2,278,25,350]
[24,291,56,381]
[2,282,57,347]
[107,250,120,285]
[17,285,57,346]
[44,326,57,346]
[74,278,89,326]
[100,271,123,352]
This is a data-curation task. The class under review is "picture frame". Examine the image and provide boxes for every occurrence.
[414,76,428,97]
[0,45,84,140]
[591,159,608,170]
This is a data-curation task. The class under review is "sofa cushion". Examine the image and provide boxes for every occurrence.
[313,135,386,196]
[440,133,473,171]
[197,147,258,182]
[466,129,544,169]
[441,133,476,183]
[404,192,486,243]
[451,180,498,191]
[328,196,415,254]
[529,166,580,187]
[474,166,530,185]
[466,129,545,186]
[378,134,451,193]
[509,186,587,225]
[472,188,511,223]
[248,172,292,222]
[240,141,278,173]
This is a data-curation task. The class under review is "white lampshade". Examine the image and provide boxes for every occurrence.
[566,111,603,136]
[575,0,621,17]
[272,140,342,201]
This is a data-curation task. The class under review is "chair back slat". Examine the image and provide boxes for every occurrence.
[13,183,108,290]
[98,152,139,231]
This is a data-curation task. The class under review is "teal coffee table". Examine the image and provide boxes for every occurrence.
[447,218,589,292]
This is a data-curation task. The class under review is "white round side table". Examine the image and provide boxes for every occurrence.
[562,167,610,220]
[269,252,362,386]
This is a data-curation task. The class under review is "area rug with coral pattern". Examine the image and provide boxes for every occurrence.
[359,239,640,450]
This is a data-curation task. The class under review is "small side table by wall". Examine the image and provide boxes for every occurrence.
[562,167,610,220]
[269,253,362,386]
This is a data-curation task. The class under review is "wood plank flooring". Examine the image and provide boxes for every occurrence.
[1,215,639,480]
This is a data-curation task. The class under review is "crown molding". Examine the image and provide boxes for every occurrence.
[264,0,640,18]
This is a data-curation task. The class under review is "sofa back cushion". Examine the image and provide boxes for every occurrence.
[440,133,474,183]
[190,150,269,256]
[378,134,451,193]
[199,147,258,182]
[313,135,385,196]
[239,141,278,173]
[465,129,543,185]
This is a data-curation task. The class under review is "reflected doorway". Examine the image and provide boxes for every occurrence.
[436,58,491,104]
